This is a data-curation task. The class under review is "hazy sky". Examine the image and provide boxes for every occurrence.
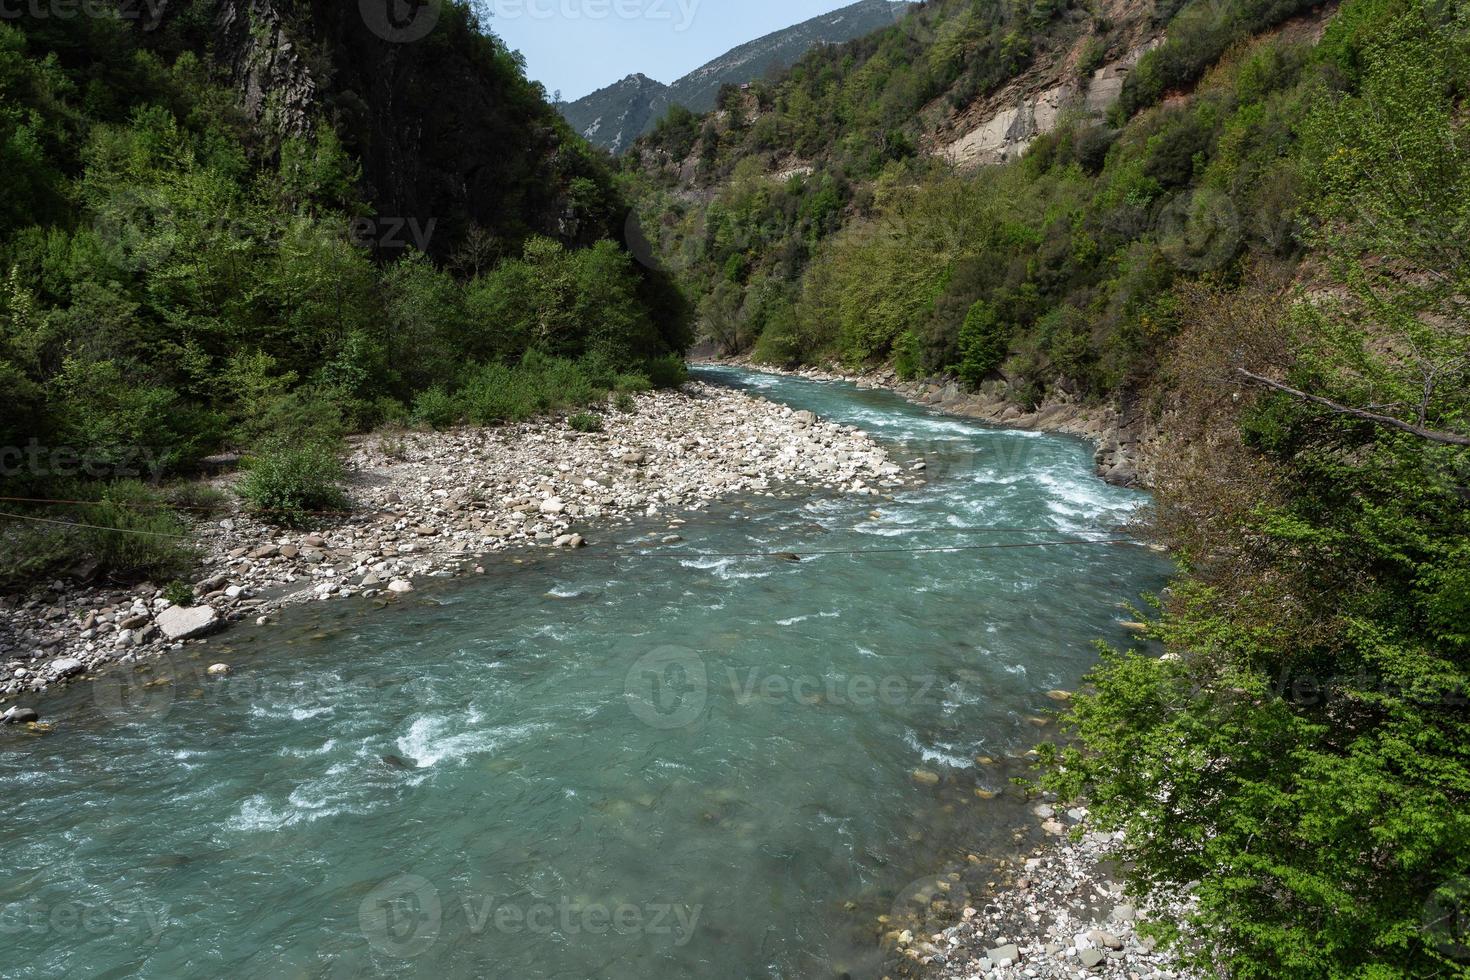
[480,0,865,101]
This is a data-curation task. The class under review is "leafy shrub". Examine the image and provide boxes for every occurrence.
[614,392,636,413]
[568,412,603,433]
[236,442,348,525]
[165,482,229,515]
[955,301,1011,387]
[162,580,194,606]
[643,355,688,389]
[0,481,197,590]
[412,385,462,429]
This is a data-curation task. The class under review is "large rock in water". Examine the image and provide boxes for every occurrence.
[155,605,221,641]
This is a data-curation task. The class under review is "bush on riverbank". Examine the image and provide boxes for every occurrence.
[408,352,673,429]
[236,442,349,526]
[0,481,197,591]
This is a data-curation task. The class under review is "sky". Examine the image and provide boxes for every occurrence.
[479,0,865,101]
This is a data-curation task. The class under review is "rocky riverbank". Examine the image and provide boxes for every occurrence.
[0,381,908,717]
[889,799,1201,979]
[703,359,1164,489]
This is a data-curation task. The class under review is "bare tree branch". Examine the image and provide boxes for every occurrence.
[1234,369,1470,447]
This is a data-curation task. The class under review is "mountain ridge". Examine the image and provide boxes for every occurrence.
[558,0,916,153]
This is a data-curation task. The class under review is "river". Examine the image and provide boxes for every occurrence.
[0,366,1170,979]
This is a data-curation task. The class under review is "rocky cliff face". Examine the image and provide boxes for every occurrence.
[940,39,1160,167]
[213,0,320,137]
[139,0,618,258]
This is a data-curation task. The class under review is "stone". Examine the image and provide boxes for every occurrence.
[155,605,222,641]
[987,943,1020,967]
[248,545,278,560]
[1111,903,1136,922]
[1088,929,1123,950]
[1078,947,1105,968]
[49,657,85,678]
[278,545,299,559]
[539,497,565,515]
[3,706,40,724]
[387,579,414,594]
[911,769,941,786]
[206,663,231,676]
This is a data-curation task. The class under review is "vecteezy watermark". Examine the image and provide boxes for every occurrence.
[91,660,437,728]
[92,652,182,725]
[623,645,961,728]
[0,440,168,482]
[359,874,702,958]
[726,668,946,708]
[360,0,442,42]
[348,216,438,252]
[1272,667,1469,710]
[1424,877,1470,962]
[888,873,971,940]
[1153,187,1242,272]
[0,896,167,944]
[0,0,163,21]
[480,0,701,31]
[624,645,707,729]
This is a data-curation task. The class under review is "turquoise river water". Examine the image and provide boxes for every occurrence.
[0,366,1170,979]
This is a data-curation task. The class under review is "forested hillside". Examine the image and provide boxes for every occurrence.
[0,1,690,588]
[625,0,1470,974]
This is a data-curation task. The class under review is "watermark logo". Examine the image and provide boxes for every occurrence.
[0,896,167,943]
[349,216,437,252]
[92,653,180,725]
[1424,877,1470,962]
[624,645,706,729]
[0,440,168,482]
[359,874,442,958]
[481,0,701,31]
[0,0,164,22]
[358,875,702,957]
[360,0,442,42]
[1154,187,1241,272]
[888,873,970,940]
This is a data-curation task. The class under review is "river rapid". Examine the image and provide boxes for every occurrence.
[0,366,1170,979]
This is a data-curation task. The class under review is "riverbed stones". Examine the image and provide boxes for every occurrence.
[0,380,902,704]
[206,663,231,676]
[3,706,39,724]
[155,605,221,641]
[49,657,84,678]
[988,943,1020,967]
[387,579,414,594]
